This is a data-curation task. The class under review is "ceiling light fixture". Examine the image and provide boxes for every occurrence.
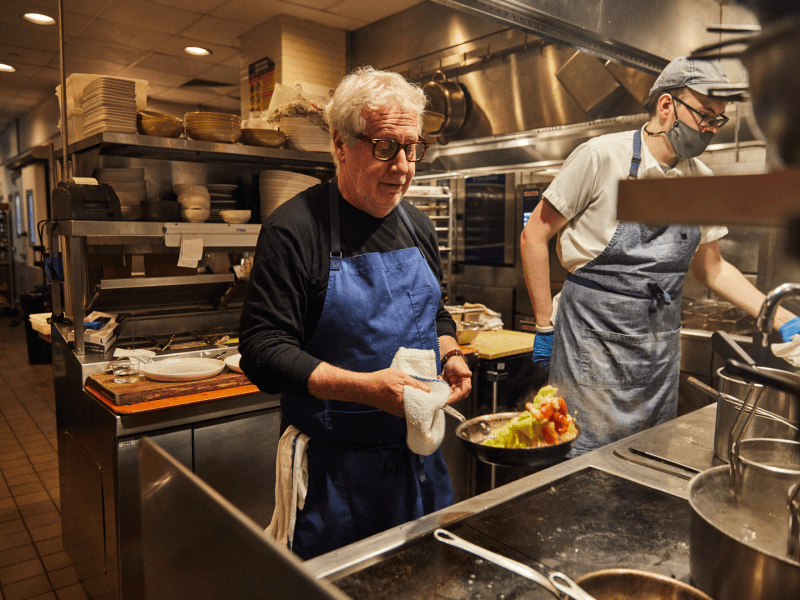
[0,63,16,73]
[23,13,56,25]
[184,46,212,56]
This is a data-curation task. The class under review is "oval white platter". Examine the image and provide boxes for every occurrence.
[143,357,224,382]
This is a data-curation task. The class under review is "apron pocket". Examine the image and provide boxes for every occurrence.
[578,327,680,389]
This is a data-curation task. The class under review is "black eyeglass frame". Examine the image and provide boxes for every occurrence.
[671,95,729,129]
[355,133,430,162]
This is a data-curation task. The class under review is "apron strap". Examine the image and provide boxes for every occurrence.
[328,177,342,271]
[328,179,422,269]
[629,130,642,179]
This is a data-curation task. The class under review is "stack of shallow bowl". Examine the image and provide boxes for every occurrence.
[137,110,184,138]
[279,117,330,152]
[184,112,241,144]
[259,170,322,220]
[206,184,238,223]
[175,184,211,223]
[240,127,286,148]
[82,77,138,136]
[94,167,146,220]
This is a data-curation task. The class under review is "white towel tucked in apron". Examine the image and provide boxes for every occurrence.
[265,425,309,549]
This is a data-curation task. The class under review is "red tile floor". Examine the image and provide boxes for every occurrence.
[0,316,88,600]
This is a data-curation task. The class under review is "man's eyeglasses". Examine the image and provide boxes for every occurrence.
[672,96,729,129]
[356,134,430,162]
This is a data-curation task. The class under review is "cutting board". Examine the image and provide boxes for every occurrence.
[85,370,252,406]
[465,329,535,360]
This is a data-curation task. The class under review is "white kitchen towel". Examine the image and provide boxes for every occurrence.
[265,425,309,550]
[772,334,800,367]
[391,347,450,456]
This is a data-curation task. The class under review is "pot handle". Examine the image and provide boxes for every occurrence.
[433,529,559,597]
[432,70,447,82]
[549,572,599,600]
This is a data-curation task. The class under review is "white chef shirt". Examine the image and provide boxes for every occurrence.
[544,126,728,274]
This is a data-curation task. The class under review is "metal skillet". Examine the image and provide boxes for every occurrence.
[442,405,580,468]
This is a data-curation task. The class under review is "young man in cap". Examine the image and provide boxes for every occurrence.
[520,56,799,456]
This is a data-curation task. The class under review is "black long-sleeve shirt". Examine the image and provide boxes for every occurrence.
[238,179,456,396]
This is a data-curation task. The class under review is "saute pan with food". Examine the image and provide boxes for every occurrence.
[443,385,581,468]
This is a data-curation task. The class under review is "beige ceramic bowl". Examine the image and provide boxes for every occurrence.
[177,193,211,210]
[240,128,286,148]
[174,184,209,197]
[180,207,210,223]
[137,111,184,138]
[220,210,251,224]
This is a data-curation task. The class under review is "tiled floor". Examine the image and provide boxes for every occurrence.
[0,316,88,600]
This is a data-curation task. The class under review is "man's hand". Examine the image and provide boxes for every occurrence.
[308,363,430,417]
[441,356,472,404]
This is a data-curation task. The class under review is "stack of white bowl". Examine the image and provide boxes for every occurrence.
[184,112,241,144]
[280,117,330,152]
[259,170,322,220]
[175,184,211,223]
[94,167,146,220]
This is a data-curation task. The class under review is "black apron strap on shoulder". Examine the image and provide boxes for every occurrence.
[629,130,642,179]
[328,177,342,271]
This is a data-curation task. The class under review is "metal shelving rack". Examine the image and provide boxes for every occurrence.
[0,205,15,313]
[405,185,454,301]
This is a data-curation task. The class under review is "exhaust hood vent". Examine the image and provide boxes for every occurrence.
[180,78,234,88]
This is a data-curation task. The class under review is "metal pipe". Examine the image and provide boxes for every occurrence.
[57,0,69,181]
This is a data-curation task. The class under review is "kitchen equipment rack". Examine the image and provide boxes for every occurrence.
[0,205,15,313]
[405,185,455,300]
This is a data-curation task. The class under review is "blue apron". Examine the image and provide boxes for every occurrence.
[550,131,701,456]
[282,179,453,560]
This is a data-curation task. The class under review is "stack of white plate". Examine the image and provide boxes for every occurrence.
[82,78,138,136]
[206,184,238,223]
[184,112,241,144]
[279,117,330,152]
[259,170,322,220]
[94,167,146,220]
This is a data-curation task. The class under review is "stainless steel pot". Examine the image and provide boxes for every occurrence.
[714,365,800,461]
[422,71,467,143]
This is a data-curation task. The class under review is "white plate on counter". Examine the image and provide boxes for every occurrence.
[224,354,243,373]
[143,357,224,382]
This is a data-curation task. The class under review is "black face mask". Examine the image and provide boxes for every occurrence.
[664,118,715,159]
[646,99,716,159]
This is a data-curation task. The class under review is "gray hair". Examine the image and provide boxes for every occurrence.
[325,66,426,167]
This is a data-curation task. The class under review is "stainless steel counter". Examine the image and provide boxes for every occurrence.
[306,405,720,596]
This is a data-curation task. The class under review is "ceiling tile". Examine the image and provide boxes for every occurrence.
[151,87,220,105]
[151,0,226,14]
[135,53,210,77]
[193,64,240,86]
[97,0,201,35]
[0,44,55,68]
[210,0,280,25]
[153,36,239,64]
[116,66,193,88]
[63,56,128,77]
[78,18,172,51]
[22,0,109,18]
[64,38,150,67]
[180,16,251,47]
[328,0,425,25]
[0,22,59,53]
[259,2,365,31]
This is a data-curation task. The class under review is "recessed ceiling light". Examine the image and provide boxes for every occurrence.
[23,13,56,25]
[0,63,16,73]
[184,46,211,56]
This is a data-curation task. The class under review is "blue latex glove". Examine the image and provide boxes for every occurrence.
[780,316,800,342]
[532,325,554,366]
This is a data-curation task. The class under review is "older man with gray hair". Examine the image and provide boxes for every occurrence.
[239,66,471,560]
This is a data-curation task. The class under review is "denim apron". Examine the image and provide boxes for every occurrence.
[282,179,453,559]
[550,132,701,456]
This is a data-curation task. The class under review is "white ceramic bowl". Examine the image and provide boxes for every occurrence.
[220,210,251,224]
[174,184,210,197]
[180,207,210,223]
[177,193,211,210]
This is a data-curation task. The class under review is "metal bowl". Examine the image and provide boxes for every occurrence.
[240,128,286,148]
[137,110,184,138]
[575,568,714,600]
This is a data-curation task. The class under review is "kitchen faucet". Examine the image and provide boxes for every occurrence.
[756,282,800,346]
